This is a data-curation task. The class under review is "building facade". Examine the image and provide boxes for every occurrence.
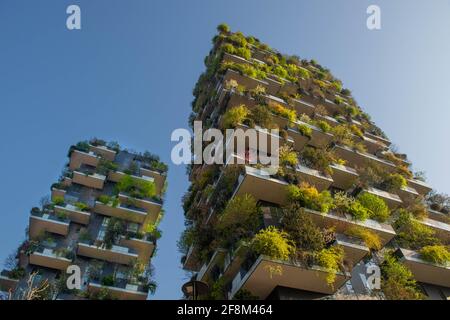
[0,139,167,300]
[179,25,450,300]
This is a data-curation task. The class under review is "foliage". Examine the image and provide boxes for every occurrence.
[53,196,65,206]
[300,147,335,176]
[298,124,312,138]
[419,245,450,266]
[104,218,125,249]
[217,23,230,34]
[334,192,369,221]
[315,246,344,286]
[217,195,261,243]
[383,173,407,192]
[316,120,331,133]
[381,253,424,300]
[222,104,250,129]
[357,192,390,222]
[393,209,439,250]
[426,191,450,214]
[251,226,295,261]
[115,174,156,199]
[74,202,89,212]
[287,183,334,213]
[233,289,259,300]
[249,105,274,129]
[280,204,326,251]
[267,101,297,122]
[101,275,115,286]
[345,226,381,251]
[96,159,118,176]
[279,146,298,167]
[98,195,111,205]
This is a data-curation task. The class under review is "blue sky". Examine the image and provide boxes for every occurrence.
[0,0,449,299]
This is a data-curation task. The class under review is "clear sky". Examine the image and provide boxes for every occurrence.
[0,0,449,299]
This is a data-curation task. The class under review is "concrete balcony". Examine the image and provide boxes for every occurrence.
[72,170,106,190]
[222,69,271,95]
[397,185,419,204]
[118,235,155,263]
[183,245,202,272]
[69,150,99,171]
[29,211,70,239]
[360,135,387,154]
[427,209,450,224]
[364,132,391,147]
[418,218,450,243]
[51,188,67,201]
[305,208,396,246]
[407,178,432,196]
[286,127,309,151]
[140,167,166,196]
[228,255,350,299]
[54,203,91,225]
[333,145,397,173]
[118,193,161,224]
[291,98,315,116]
[89,144,117,161]
[29,247,73,271]
[329,163,359,190]
[77,242,138,266]
[296,120,334,148]
[295,164,333,191]
[196,249,227,282]
[93,201,148,224]
[233,166,289,206]
[335,234,370,268]
[88,281,148,300]
[0,270,20,292]
[314,114,340,128]
[397,248,450,288]
[362,187,403,210]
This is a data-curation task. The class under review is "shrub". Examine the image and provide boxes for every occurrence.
[267,101,297,123]
[393,209,439,250]
[218,194,260,237]
[383,173,407,192]
[419,245,450,266]
[279,146,298,167]
[316,120,331,133]
[357,192,390,222]
[116,174,156,199]
[334,192,369,221]
[101,275,115,286]
[75,202,89,212]
[287,183,334,213]
[235,47,251,60]
[98,195,111,205]
[273,65,288,79]
[280,204,325,251]
[345,226,381,251]
[229,32,247,47]
[249,105,273,128]
[222,104,250,128]
[96,159,118,176]
[349,124,364,138]
[217,23,230,34]
[53,196,65,206]
[251,226,295,261]
[315,246,344,286]
[300,147,335,176]
[298,124,312,138]
[381,253,424,300]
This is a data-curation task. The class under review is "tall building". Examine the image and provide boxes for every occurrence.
[179,25,450,300]
[0,139,167,300]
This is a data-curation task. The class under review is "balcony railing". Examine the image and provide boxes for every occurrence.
[363,187,403,209]
[89,144,117,161]
[333,145,397,173]
[69,149,99,171]
[329,163,359,190]
[29,211,70,239]
[295,164,333,191]
[72,170,106,190]
[29,247,73,271]
[54,203,91,225]
[397,248,450,288]
[77,242,138,265]
[228,255,350,299]
[88,281,148,300]
[94,201,148,224]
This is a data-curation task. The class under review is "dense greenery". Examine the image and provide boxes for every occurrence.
[357,192,390,222]
[419,245,450,266]
[115,174,156,199]
[287,183,334,213]
[251,226,295,261]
